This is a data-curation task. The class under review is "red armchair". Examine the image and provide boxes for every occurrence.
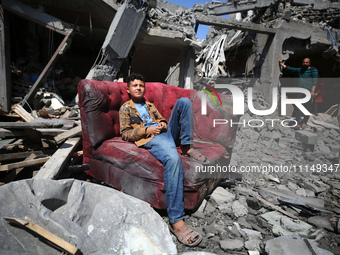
[78,80,238,210]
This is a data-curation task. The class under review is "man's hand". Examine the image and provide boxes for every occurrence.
[158,121,168,131]
[279,59,286,68]
[146,126,162,136]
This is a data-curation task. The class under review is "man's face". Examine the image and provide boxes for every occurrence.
[127,79,145,102]
[302,58,310,69]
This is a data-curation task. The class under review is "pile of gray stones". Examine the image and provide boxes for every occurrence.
[164,92,340,255]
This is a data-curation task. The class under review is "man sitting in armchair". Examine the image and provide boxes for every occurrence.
[119,73,207,246]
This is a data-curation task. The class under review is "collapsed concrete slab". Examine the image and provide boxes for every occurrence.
[201,0,278,16]
[0,179,177,254]
[195,13,276,34]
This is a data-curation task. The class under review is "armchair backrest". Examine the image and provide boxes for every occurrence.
[78,80,194,154]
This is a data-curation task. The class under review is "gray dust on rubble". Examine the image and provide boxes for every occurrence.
[164,89,340,255]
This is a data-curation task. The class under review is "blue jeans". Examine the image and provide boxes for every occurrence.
[143,98,192,224]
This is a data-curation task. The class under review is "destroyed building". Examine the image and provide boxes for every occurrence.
[0,0,340,254]
[1,0,340,110]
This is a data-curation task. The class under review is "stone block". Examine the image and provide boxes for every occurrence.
[232,200,248,218]
[295,130,318,145]
[245,239,261,251]
[210,187,236,205]
[329,144,340,153]
[241,229,262,240]
[220,239,244,251]
[300,180,327,194]
[308,216,334,232]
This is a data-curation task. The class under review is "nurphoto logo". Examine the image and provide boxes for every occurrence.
[200,84,312,128]
[199,83,223,115]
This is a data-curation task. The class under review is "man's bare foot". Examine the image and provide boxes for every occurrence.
[171,219,185,231]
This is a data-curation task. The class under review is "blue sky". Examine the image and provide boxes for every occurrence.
[165,0,213,40]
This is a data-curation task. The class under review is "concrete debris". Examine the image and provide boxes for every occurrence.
[168,90,339,254]
[210,186,236,205]
[232,200,249,218]
[265,236,335,255]
[1,0,340,254]
[220,238,244,251]
[261,211,313,236]
[147,1,196,38]
[295,130,319,145]
[244,238,261,252]
[308,216,334,232]
[259,188,325,209]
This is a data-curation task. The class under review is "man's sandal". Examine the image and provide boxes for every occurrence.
[169,223,203,247]
[182,149,210,164]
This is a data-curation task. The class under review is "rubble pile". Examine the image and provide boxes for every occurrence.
[166,91,340,254]
[147,4,197,39]
[232,88,340,167]
[250,3,336,25]
[169,164,340,254]
[194,0,340,29]
[1,0,340,254]
[288,7,340,26]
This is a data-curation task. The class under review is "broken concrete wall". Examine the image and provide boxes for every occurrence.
[134,0,197,86]
[255,20,338,109]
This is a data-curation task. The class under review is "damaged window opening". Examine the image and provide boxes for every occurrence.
[195,23,210,40]
[0,0,340,254]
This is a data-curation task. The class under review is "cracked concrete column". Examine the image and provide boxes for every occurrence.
[179,47,195,89]
[87,0,145,81]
